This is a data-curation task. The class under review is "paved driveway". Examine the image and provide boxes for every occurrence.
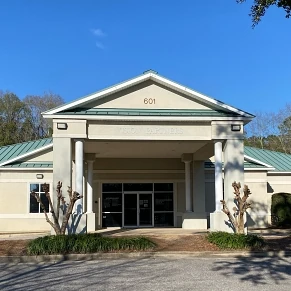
[1,256,291,290]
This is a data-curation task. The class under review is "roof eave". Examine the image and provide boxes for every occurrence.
[42,72,254,119]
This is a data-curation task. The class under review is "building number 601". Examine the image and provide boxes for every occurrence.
[144,98,155,104]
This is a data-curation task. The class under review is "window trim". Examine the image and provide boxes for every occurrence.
[27,182,52,214]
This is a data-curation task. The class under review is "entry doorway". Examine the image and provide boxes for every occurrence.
[101,183,174,228]
[124,193,153,227]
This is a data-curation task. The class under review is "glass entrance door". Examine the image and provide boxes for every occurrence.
[124,194,137,226]
[139,193,152,226]
[123,193,153,227]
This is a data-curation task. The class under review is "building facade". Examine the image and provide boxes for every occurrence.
[0,71,290,233]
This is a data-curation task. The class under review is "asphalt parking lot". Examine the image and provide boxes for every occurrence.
[1,256,291,290]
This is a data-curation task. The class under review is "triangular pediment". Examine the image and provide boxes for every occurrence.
[43,71,254,120]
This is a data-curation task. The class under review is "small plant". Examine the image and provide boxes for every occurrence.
[207,231,265,249]
[30,181,82,235]
[271,193,291,227]
[220,181,252,234]
[27,234,156,255]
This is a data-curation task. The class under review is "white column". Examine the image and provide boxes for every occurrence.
[214,141,223,212]
[75,139,84,214]
[185,161,192,212]
[86,160,94,213]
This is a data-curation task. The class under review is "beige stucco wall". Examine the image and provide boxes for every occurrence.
[53,120,87,138]
[22,148,53,162]
[89,80,211,110]
[94,158,184,170]
[87,121,212,141]
[0,170,53,232]
[0,218,50,232]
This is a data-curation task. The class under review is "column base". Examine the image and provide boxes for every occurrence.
[87,212,97,232]
[182,212,207,229]
[67,214,87,234]
[210,212,248,233]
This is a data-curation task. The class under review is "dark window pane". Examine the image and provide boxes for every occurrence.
[30,184,39,192]
[102,213,122,227]
[41,183,50,192]
[154,183,173,192]
[154,193,173,211]
[124,194,137,226]
[123,183,153,192]
[30,195,39,213]
[102,193,122,212]
[102,183,122,192]
[40,193,49,213]
[154,213,174,227]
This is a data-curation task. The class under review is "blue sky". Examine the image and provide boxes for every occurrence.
[0,0,290,114]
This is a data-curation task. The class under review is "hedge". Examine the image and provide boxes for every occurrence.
[271,193,291,227]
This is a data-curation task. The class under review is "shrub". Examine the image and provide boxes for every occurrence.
[207,231,265,249]
[271,193,291,227]
[27,234,156,255]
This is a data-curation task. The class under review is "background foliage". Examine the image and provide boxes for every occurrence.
[0,90,64,146]
[271,193,291,226]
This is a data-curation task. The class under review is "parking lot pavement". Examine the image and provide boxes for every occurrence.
[1,256,291,290]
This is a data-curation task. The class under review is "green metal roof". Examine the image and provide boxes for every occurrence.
[204,161,269,170]
[58,108,241,117]
[1,162,53,169]
[245,146,291,172]
[0,138,52,164]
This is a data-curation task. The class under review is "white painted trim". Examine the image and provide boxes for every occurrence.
[244,179,268,183]
[53,119,87,124]
[268,172,291,175]
[0,214,52,219]
[93,170,184,174]
[204,167,275,172]
[44,114,252,122]
[27,182,53,214]
[214,141,223,212]
[0,168,53,172]
[0,143,53,167]
[43,73,253,118]
[266,181,291,185]
[244,154,274,168]
[43,74,151,115]
[53,134,87,138]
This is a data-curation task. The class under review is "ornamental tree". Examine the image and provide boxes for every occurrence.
[31,181,82,235]
[220,181,252,234]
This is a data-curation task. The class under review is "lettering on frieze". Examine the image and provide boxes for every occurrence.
[119,127,184,135]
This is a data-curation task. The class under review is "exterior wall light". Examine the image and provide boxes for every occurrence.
[231,124,241,132]
[57,123,68,130]
[36,174,44,179]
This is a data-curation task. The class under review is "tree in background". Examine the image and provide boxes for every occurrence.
[24,92,64,139]
[0,90,64,146]
[237,0,291,26]
[245,103,291,154]
[0,91,29,146]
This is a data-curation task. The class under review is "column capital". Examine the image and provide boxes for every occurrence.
[85,153,95,161]
[181,153,193,163]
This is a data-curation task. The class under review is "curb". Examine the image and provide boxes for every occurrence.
[1,250,291,263]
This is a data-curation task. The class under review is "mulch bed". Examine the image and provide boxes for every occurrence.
[0,234,290,256]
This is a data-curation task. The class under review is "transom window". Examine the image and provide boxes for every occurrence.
[29,183,50,213]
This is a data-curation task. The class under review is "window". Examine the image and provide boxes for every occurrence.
[29,183,50,213]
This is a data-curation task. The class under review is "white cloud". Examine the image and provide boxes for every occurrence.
[95,41,105,49]
[91,28,106,37]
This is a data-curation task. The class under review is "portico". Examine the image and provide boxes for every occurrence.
[43,70,253,233]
